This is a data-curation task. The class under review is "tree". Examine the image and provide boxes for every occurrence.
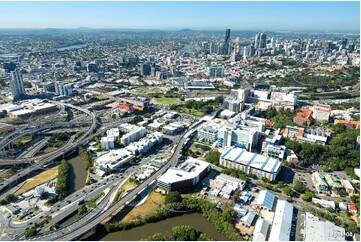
[282,186,294,197]
[302,191,315,202]
[331,123,347,134]
[205,151,221,165]
[165,191,182,204]
[78,204,88,217]
[132,115,144,124]
[293,181,306,194]
[4,194,15,203]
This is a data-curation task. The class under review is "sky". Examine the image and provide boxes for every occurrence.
[0,1,359,31]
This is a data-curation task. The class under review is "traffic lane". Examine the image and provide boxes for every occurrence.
[8,174,124,230]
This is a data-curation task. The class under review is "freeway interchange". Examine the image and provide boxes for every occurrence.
[0,98,217,241]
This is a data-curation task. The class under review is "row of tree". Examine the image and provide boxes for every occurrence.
[51,160,71,203]
[104,192,242,241]
[79,147,94,170]
[142,225,214,241]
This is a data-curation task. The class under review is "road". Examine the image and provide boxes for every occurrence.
[28,118,209,241]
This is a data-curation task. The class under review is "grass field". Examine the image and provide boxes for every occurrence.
[151,97,180,105]
[133,86,167,95]
[122,191,165,222]
[120,179,137,191]
[177,107,205,117]
[15,166,59,196]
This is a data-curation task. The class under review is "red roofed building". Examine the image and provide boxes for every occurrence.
[334,119,360,129]
[293,108,313,126]
[118,103,133,113]
[348,203,358,214]
[313,104,331,122]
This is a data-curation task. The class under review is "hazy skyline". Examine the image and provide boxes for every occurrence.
[0,1,359,31]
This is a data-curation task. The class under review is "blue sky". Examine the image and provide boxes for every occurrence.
[0,1,359,31]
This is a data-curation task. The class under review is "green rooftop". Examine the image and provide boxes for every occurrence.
[324,174,343,188]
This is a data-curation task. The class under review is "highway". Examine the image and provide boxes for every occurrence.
[7,174,126,238]
[0,101,98,194]
[27,117,208,241]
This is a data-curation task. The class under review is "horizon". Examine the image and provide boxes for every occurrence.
[0,1,359,31]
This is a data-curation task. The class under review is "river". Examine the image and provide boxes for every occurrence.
[81,213,227,241]
[56,154,87,228]
[57,44,87,51]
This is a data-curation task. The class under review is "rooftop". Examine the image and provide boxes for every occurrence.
[303,212,345,241]
[221,147,281,174]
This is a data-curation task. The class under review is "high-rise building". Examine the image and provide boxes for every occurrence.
[254,33,267,49]
[224,29,231,55]
[141,63,151,76]
[10,70,26,100]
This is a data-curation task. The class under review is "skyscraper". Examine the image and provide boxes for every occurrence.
[254,33,267,49]
[224,29,231,55]
[10,70,26,100]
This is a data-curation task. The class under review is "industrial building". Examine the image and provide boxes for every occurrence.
[157,158,210,191]
[303,212,345,241]
[252,219,270,241]
[220,147,281,181]
[254,190,276,211]
[268,200,294,241]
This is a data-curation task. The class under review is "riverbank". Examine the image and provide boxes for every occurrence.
[101,196,243,241]
[82,213,227,241]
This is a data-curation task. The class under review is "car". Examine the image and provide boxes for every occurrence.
[39,216,43,219]
[28,222,33,225]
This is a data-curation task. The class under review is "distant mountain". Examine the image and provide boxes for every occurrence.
[177,29,194,32]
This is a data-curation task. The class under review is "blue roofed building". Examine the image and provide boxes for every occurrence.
[254,190,276,211]
[242,211,257,227]
[220,147,282,181]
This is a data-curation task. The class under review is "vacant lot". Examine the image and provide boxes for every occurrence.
[122,192,165,222]
[15,166,58,196]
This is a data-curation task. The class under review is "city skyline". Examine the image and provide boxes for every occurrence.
[0,1,359,31]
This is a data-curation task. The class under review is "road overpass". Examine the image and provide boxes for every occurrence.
[27,116,209,241]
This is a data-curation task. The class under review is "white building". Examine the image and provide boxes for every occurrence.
[125,132,163,155]
[303,212,345,241]
[95,148,134,170]
[119,124,147,146]
[217,126,259,151]
[253,219,270,241]
[157,158,210,191]
[268,200,293,241]
[220,147,281,181]
[101,137,115,150]
[107,128,120,140]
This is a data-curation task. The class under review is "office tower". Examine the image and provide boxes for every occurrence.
[141,63,151,76]
[10,70,26,100]
[271,37,276,48]
[243,46,249,59]
[255,33,267,49]
[224,29,231,55]
[86,63,98,73]
[63,83,73,96]
[341,36,348,49]
[260,33,267,48]
[210,42,217,54]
